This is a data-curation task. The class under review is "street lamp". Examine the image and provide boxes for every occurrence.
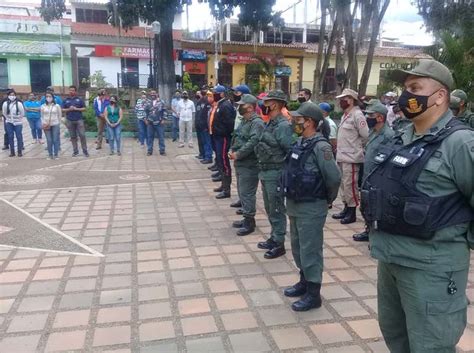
[147,21,161,89]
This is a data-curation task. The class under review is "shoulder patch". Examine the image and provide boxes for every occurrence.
[322,146,334,161]
[359,120,367,128]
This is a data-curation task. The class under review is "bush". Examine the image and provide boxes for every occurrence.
[83,106,97,132]
[287,100,301,111]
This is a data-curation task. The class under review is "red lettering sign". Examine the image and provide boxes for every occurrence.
[184,62,206,74]
[226,52,272,64]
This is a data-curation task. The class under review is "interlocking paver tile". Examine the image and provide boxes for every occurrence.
[270,327,313,350]
[229,332,271,352]
[138,285,169,301]
[181,315,218,336]
[330,300,370,318]
[178,298,211,315]
[0,299,15,314]
[45,330,86,352]
[93,325,131,346]
[7,313,48,333]
[53,309,90,328]
[185,336,226,353]
[0,334,40,352]
[139,321,175,341]
[249,290,284,306]
[208,279,239,293]
[257,307,297,326]
[59,292,94,309]
[241,276,272,290]
[173,282,205,297]
[221,311,258,330]
[97,306,131,323]
[310,322,353,344]
[348,318,383,339]
[139,302,172,320]
[17,295,55,312]
[100,289,132,305]
[214,294,248,311]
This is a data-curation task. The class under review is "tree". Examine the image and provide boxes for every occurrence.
[312,0,329,100]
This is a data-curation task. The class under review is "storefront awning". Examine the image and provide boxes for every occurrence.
[0,40,62,56]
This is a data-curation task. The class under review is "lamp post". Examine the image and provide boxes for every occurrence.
[147,21,161,89]
[151,21,161,90]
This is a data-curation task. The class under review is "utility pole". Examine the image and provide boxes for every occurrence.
[302,0,308,43]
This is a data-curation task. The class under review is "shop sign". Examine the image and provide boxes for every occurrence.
[0,40,61,56]
[226,52,272,64]
[95,45,150,59]
[379,62,416,70]
[180,49,207,61]
[274,66,292,76]
[184,62,206,74]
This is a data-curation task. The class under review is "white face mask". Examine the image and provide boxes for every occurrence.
[8,95,15,101]
[46,97,53,103]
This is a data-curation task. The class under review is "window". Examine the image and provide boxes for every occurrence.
[30,60,51,92]
[120,58,139,88]
[0,59,8,89]
[78,57,90,89]
[76,8,108,24]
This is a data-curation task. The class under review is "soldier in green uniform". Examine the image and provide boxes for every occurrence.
[353,102,394,242]
[451,89,474,128]
[255,90,293,259]
[229,94,265,236]
[361,59,474,353]
[282,102,341,311]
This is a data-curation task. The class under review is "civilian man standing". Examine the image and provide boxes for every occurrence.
[63,85,89,157]
[177,91,195,148]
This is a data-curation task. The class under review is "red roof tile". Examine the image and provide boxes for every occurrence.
[71,22,182,40]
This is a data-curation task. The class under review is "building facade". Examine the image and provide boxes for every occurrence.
[0,12,72,94]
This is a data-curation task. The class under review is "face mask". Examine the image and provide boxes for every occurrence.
[238,105,247,116]
[151,95,157,100]
[452,109,460,117]
[8,95,15,101]
[46,97,53,103]
[339,100,350,110]
[262,105,271,115]
[293,121,305,136]
[297,97,306,103]
[182,95,188,100]
[213,93,221,102]
[233,94,241,103]
[398,90,437,119]
[366,117,377,129]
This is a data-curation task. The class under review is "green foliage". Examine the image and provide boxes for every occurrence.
[424,32,474,100]
[182,72,199,92]
[83,106,98,132]
[82,71,112,90]
[39,0,66,24]
[287,101,300,111]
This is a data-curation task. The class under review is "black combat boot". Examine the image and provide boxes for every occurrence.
[216,176,231,199]
[257,238,278,250]
[236,208,243,215]
[211,171,220,178]
[212,175,222,182]
[213,186,223,192]
[284,271,307,297]
[264,242,286,259]
[237,217,255,236]
[208,164,218,171]
[341,207,356,224]
[332,203,348,219]
[291,282,322,312]
[230,200,242,208]
[232,219,244,228]
[353,226,369,242]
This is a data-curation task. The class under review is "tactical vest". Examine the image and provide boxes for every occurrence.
[281,136,327,202]
[361,118,473,240]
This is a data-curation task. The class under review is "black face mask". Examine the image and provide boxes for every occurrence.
[233,94,241,103]
[182,95,188,100]
[366,117,377,129]
[238,105,247,116]
[213,93,221,102]
[398,90,437,119]
[297,97,307,103]
[452,109,460,117]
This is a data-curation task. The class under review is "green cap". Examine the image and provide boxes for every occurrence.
[391,59,454,89]
[236,94,258,105]
[290,102,324,122]
[262,90,287,103]
[451,89,467,102]
[364,102,388,116]
[363,98,381,106]
[450,95,461,109]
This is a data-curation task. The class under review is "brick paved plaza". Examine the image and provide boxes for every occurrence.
[0,133,473,353]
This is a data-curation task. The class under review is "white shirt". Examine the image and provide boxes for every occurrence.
[326,116,338,139]
[177,99,195,122]
[2,100,25,125]
[386,104,397,127]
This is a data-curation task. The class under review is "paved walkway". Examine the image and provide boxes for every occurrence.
[0,130,472,352]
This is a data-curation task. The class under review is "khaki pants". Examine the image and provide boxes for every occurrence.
[338,162,360,207]
[179,119,193,145]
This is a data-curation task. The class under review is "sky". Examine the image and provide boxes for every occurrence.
[185,0,434,46]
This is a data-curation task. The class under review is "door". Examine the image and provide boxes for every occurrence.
[30,60,51,93]
[77,57,90,90]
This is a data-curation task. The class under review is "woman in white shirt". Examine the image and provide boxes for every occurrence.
[41,92,62,160]
[2,89,25,157]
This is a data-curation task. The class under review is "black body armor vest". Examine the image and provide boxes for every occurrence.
[361,118,473,240]
[281,136,327,203]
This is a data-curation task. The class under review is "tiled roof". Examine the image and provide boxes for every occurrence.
[71,22,183,40]
[181,39,308,49]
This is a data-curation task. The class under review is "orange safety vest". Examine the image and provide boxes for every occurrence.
[209,103,217,135]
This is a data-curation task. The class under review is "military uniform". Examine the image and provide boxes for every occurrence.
[451,89,474,128]
[231,95,265,236]
[255,90,293,259]
[334,89,369,224]
[362,60,474,353]
[283,102,341,311]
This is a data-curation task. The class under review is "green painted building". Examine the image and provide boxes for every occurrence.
[0,17,72,94]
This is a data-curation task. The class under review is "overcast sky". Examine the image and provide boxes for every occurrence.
[185,0,434,46]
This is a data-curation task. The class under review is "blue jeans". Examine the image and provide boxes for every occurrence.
[137,119,147,145]
[147,123,165,153]
[171,115,179,141]
[107,124,122,153]
[27,118,42,140]
[44,124,60,157]
[6,123,23,154]
[197,130,212,160]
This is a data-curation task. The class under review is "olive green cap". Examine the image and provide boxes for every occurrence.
[262,89,287,103]
[290,102,324,122]
[364,102,388,116]
[363,98,381,106]
[450,95,461,109]
[236,94,258,105]
[391,59,454,89]
[451,89,467,102]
